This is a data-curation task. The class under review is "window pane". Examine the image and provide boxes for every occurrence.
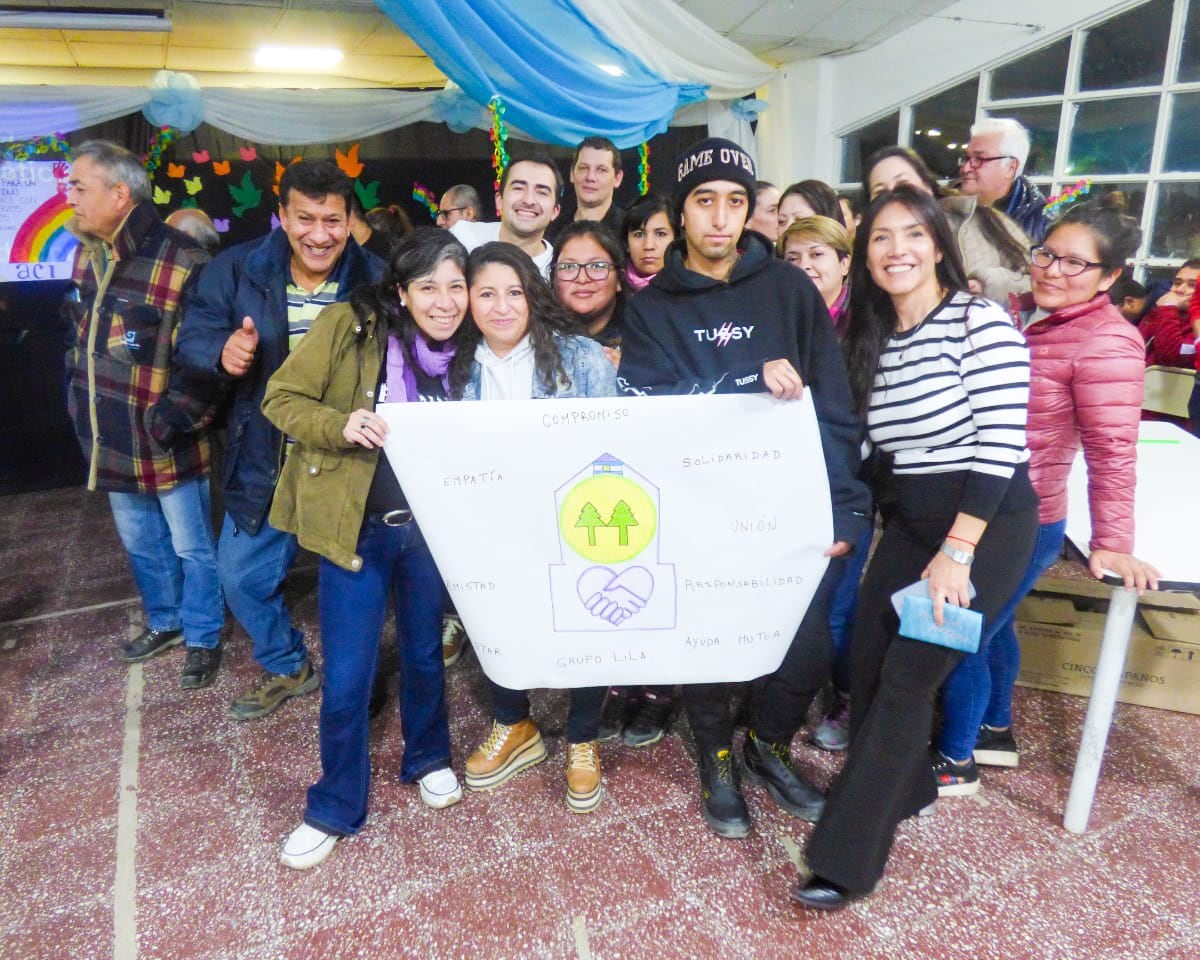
[1150,182,1200,258]
[984,105,1060,177]
[911,78,979,179]
[841,112,898,185]
[1179,0,1200,82]
[1066,97,1158,175]
[1080,0,1171,91]
[1048,181,1146,222]
[991,38,1070,100]
[1164,92,1200,172]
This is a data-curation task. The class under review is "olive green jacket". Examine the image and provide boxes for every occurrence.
[261,301,385,572]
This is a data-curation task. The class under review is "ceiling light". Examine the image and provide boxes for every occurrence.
[0,5,171,31]
[254,45,344,70]
[926,128,942,137]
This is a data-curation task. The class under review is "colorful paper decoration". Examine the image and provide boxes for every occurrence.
[1045,178,1091,216]
[637,142,650,196]
[335,144,364,179]
[143,127,178,174]
[153,186,172,205]
[213,160,231,176]
[213,218,230,233]
[487,96,510,193]
[239,146,257,161]
[2,134,71,161]
[355,179,381,210]
[192,150,210,163]
[412,182,439,219]
[183,176,203,195]
[166,163,186,178]
[229,170,262,217]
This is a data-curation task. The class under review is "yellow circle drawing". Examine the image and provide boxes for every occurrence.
[559,474,657,563]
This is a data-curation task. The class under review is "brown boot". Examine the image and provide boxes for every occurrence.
[565,741,603,813]
[464,719,547,791]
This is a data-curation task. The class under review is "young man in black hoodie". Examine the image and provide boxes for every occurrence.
[618,138,871,838]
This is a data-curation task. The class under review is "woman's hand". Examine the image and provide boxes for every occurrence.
[1088,549,1161,594]
[762,359,804,400]
[824,541,852,558]
[342,407,388,449]
[921,550,974,626]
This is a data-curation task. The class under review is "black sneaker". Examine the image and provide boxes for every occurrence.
[698,746,752,838]
[116,627,183,663]
[932,750,980,797]
[974,725,1019,768]
[597,688,633,742]
[742,729,825,821]
[180,645,222,689]
[623,690,673,748]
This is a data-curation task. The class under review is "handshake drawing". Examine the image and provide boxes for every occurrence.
[577,566,654,626]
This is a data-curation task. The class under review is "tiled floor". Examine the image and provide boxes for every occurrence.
[3,487,1199,959]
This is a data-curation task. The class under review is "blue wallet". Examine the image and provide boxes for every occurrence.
[897,595,983,654]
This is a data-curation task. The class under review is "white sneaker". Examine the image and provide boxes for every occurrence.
[280,822,337,870]
[419,767,463,809]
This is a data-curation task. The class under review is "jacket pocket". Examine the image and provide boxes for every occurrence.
[106,303,162,364]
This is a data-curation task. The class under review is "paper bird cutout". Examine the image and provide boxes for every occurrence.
[213,218,230,233]
[336,143,363,179]
[166,163,186,179]
[270,213,281,230]
[212,160,231,176]
[354,179,380,211]
[192,150,210,163]
[153,186,172,205]
[181,197,198,209]
[229,171,262,217]
[184,176,203,195]
[239,146,257,161]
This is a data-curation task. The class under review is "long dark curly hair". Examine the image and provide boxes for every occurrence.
[449,242,577,398]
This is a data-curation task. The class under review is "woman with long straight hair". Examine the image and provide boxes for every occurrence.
[793,186,1039,910]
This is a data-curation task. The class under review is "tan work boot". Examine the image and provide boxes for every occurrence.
[565,741,603,813]
[465,719,547,791]
[229,660,321,721]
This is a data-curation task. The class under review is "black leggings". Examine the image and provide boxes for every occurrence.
[805,473,1038,895]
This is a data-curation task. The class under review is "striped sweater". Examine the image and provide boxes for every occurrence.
[867,292,1030,521]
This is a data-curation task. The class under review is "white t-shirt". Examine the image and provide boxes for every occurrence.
[450,220,554,280]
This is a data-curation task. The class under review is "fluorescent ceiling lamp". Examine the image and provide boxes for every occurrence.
[0,5,171,31]
[255,45,344,70]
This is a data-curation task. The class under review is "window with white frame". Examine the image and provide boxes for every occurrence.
[838,0,1200,280]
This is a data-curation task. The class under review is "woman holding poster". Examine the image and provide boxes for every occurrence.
[795,186,1039,909]
[262,228,470,870]
[450,241,618,813]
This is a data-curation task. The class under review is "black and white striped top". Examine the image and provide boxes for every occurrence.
[867,292,1030,519]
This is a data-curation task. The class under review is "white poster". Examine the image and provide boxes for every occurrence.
[0,160,78,283]
[381,393,833,688]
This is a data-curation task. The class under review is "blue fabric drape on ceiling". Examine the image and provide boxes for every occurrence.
[374,0,706,148]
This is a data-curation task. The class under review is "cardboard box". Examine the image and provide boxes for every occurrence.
[1015,579,1200,716]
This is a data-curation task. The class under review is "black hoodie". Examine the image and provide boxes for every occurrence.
[618,231,870,544]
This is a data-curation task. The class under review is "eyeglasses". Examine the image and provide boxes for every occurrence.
[554,260,614,281]
[435,206,468,219]
[957,154,1016,170]
[1030,246,1105,277]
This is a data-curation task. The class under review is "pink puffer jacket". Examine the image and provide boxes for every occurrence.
[1023,294,1144,552]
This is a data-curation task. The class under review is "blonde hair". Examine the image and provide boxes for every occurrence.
[777,215,851,259]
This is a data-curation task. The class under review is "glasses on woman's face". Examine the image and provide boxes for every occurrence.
[1030,245,1105,277]
[554,260,614,281]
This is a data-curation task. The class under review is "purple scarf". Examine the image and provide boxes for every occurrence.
[385,332,455,402]
[624,262,654,292]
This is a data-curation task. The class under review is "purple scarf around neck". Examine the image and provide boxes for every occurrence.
[385,332,455,402]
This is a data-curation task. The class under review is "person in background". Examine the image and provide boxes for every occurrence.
[436,184,481,229]
[865,145,1031,305]
[165,207,220,253]
[778,179,847,232]
[778,216,851,335]
[1108,273,1149,324]
[263,228,468,870]
[547,136,624,244]
[958,118,1052,243]
[1140,259,1200,368]
[795,185,1038,910]
[934,201,1161,797]
[451,241,618,813]
[747,181,782,242]
[838,194,860,243]
[621,193,677,293]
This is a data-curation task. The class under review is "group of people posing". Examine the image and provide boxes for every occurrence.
[64,121,1162,907]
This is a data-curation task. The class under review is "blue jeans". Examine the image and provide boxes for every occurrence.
[490,681,606,743]
[216,512,306,675]
[939,519,1067,760]
[108,477,223,649]
[827,522,875,694]
[305,515,450,836]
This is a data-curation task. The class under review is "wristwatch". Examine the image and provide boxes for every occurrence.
[939,541,975,566]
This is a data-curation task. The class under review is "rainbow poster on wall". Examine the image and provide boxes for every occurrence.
[1,160,78,283]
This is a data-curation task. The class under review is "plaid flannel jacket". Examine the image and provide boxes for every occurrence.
[66,202,211,493]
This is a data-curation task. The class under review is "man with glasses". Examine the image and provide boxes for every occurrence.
[959,118,1051,242]
[1140,259,1200,368]
[435,184,480,229]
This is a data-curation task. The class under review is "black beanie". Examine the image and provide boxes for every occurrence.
[674,137,757,215]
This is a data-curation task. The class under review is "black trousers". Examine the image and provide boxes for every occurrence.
[683,559,842,752]
[805,473,1038,895]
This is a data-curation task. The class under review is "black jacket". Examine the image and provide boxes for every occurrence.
[618,232,870,544]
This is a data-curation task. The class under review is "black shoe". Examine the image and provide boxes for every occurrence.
[180,645,222,689]
[742,729,825,822]
[698,746,752,838]
[791,876,858,911]
[597,688,634,742]
[974,724,1019,768]
[623,690,673,748]
[116,628,183,663]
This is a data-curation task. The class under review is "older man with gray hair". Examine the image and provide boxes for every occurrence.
[958,117,1052,242]
[65,140,224,689]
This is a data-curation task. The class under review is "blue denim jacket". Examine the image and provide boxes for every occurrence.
[461,333,618,400]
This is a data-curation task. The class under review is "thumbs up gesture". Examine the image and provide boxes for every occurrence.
[221,315,259,377]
